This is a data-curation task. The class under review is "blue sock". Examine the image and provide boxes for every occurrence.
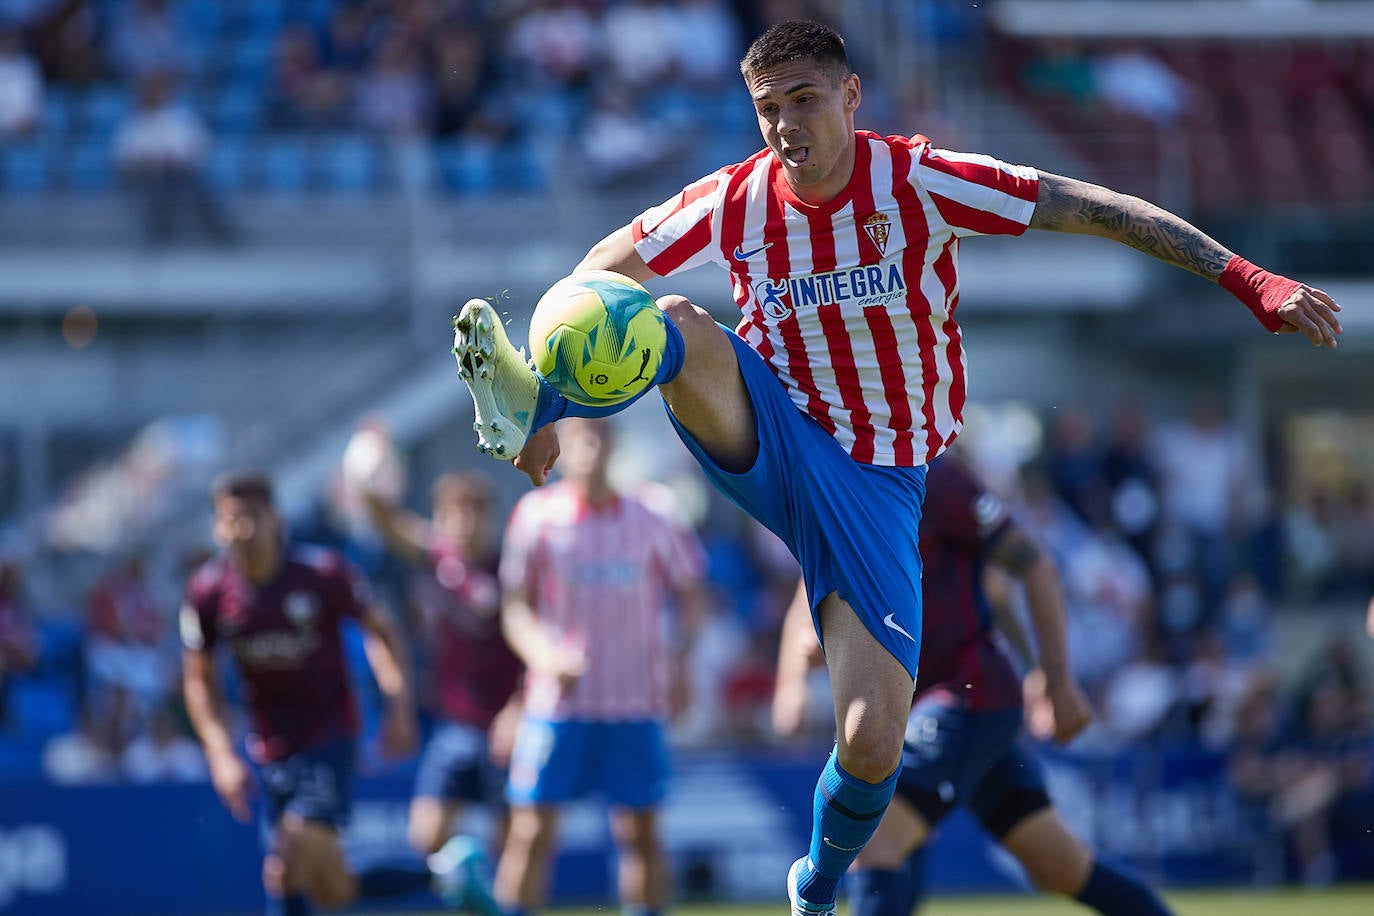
[798,751,899,906]
[1075,860,1173,915]
[264,894,310,916]
[531,314,685,428]
[357,863,434,898]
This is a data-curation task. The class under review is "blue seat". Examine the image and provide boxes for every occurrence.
[67,142,114,191]
[321,136,380,193]
[7,678,76,741]
[80,85,130,137]
[43,88,73,135]
[210,86,263,134]
[2,143,52,192]
[260,138,309,192]
[207,138,247,192]
[493,141,546,192]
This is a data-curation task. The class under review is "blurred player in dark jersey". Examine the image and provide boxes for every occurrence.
[181,472,457,916]
[773,455,1174,915]
[361,465,524,913]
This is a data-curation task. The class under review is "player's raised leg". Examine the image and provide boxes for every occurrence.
[789,593,914,916]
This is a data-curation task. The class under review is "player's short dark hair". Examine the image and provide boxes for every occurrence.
[741,20,850,85]
[211,471,274,508]
[432,471,493,510]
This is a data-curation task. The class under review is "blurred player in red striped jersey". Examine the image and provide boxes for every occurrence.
[774,455,1174,914]
[181,472,463,916]
[494,418,711,916]
[452,20,1343,916]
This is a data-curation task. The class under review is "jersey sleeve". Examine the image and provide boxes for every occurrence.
[653,511,707,592]
[926,460,1012,553]
[912,143,1039,238]
[328,555,373,621]
[630,171,728,276]
[178,570,218,653]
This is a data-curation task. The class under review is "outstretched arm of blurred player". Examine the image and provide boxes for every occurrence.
[511,227,658,485]
[1366,595,1374,639]
[500,585,587,689]
[182,648,254,822]
[667,577,713,720]
[359,488,430,567]
[1029,172,1343,348]
[771,578,826,737]
[357,603,418,760]
[985,521,1093,744]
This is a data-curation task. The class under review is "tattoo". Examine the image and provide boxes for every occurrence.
[990,528,1040,575]
[1029,172,1232,279]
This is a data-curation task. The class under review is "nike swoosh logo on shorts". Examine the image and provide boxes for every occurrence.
[883,613,915,642]
[732,243,772,260]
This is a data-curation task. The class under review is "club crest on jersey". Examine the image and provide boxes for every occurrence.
[863,212,892,256]
[285,591,319,627]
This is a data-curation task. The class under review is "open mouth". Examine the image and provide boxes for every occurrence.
[782,146,810,166]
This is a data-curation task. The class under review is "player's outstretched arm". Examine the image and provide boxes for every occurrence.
[182,649,253,822]
[986,523,1092,743]
[575,224,657,281]
[358,603,418,760]
[1028,172,1342,348]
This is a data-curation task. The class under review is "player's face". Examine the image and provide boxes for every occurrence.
[746,59,860,203]
[558,418,612,483]
[212,494,281,568]
[433,493,490,548]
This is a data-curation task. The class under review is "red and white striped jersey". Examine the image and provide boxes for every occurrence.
[499,481,705,721]
[631,131,1039,466]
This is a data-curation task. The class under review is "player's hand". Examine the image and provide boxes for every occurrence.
[487,696,523,768]
[1274,286,1342,349]
[208,751,254,823]
[377,703,418,761]
[548,645,587,690]
[1024,668,1093,744]
[514,425,560,486]
[771,673,809,738]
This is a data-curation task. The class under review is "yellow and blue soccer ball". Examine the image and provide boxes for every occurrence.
[528,270,666,407]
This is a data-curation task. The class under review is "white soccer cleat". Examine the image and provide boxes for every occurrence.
[452,298,540,461]
[786,857,836,916]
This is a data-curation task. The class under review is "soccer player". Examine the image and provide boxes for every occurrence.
[772,454,1174,915]
[181,472,453,916]
[452,20,1343,916]
[493,418,710,916]
[360,466,524,912]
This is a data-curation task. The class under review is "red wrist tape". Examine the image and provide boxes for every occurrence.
[1219,254,1297,334]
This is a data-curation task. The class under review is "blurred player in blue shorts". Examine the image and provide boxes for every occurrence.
[773,455,1173,915]
[452,20,1342,916]
[358,453,524,914]
[181,472,462,916]
[494,419,711,916]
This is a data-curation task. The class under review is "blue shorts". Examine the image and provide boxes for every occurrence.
[257,738,356,830]
[665,329,927,678]
[414,720,504,806]
[897,698,1050,839]
[506,718,669,809]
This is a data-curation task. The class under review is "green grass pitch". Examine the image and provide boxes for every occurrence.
[368,885,1374,916]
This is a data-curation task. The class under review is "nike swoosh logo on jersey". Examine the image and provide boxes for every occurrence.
[883,613,915,642]
[732,243,772,261]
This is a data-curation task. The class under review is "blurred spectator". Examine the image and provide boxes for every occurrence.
[356,31,429,135]
[1100,398,1161,563]
[1227,671,1286,881]
[319,1,372,73]
[1152,397,1261,609]
[0,28,41,139]
[506,0,600,90]
[108,0,187,80]
[671,0,740,88]
[114,72,232,244]
[602,0,678,91]
[1218,573,1271,664]
[1044,405,1106,526]
[429,21,509,141]
[1021,37,1097,109]
[1091,43,1190,125]
[1101,635,1180,746]
[121,703,207,783]
[42,696,124,784]
[579,83,672,186]
[268,23,352,130]
[1283,488,1339,598]
[0,556,38,720]
[85,554,171,722]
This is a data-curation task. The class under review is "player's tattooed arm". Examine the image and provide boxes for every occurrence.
[1029,171,1233,280]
